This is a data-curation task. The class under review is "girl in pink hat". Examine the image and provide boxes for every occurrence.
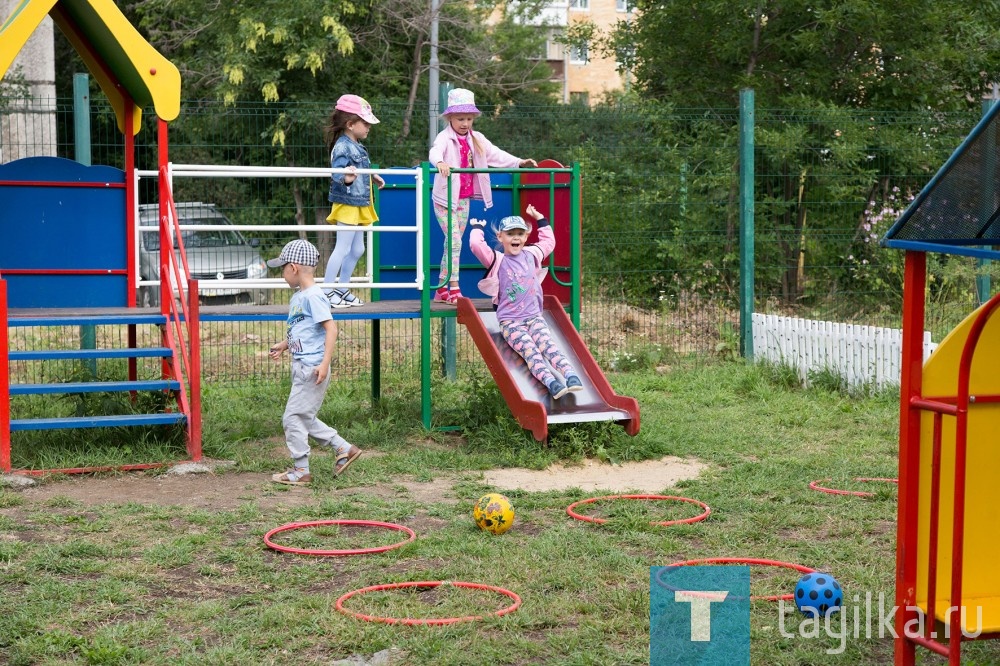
[322,94,384,308]
[428,88,537,304]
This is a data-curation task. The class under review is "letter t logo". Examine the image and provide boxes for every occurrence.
[675,591,729,641]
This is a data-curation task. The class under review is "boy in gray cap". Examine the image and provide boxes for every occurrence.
[267,239,361,484]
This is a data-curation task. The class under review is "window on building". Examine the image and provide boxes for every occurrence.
[569,44,588,64]
[616,0,631,11]
[570,91,590,105]
[569,0,589,10]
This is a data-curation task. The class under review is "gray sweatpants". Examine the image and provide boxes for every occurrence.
[283,359,338,461]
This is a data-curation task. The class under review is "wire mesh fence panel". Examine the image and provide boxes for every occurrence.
[3,95,995,385]
[752,107,985,342]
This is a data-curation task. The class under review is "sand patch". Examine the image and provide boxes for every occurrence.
[482,456,706,493]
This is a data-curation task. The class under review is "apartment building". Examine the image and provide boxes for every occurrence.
[530,0,635,104]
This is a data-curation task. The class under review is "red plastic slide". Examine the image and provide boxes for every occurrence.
[457,295,640,441]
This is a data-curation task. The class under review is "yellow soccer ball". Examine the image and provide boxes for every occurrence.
[473,493,515,535]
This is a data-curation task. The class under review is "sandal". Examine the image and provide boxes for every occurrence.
[334,445,363,477]
[433,287,457,305]
[449,287,464,302]
[271,468,312,485]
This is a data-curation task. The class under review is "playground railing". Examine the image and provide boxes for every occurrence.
[430,164,576,288]
[156,173,202,458]
[137,164,425,297]
[427,163,579,306]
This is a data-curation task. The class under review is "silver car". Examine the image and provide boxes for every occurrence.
[138,202,269,307]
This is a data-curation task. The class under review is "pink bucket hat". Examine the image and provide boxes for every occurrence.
[442,88,481,116]
[335,94,379,124]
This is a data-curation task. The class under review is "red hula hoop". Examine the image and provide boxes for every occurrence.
[809,478,899,497]
[336,580,522,625]
[263,520,416,556]
[565,494,711,526]
[661,557,816,602]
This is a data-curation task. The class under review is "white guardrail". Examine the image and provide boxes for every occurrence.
[134,163,424,295]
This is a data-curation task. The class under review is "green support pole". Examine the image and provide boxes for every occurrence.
[439,82,457,380]
[371,321,381,404]
[371,164,382,404]
[570,162,582,328]
[421,161,434,430]
[979,98,995,305]
[738,88,755,359]
[74,73,97,377]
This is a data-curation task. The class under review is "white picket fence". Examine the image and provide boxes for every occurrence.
[751,313,937,390]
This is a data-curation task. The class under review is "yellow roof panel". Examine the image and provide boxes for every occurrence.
[0,0,181,134]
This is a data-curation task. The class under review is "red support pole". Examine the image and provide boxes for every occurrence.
[125,102,138,386]
[925,412,943,638]
[0,279,10,473]
[158,119,171,380]
[895,250,926,666]
[125,99,137,307]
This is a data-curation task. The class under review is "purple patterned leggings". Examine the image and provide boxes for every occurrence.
[499,316,576,389]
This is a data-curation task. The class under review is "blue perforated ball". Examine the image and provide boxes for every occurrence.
[794,572,842,616]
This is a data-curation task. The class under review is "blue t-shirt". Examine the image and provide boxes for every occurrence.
[285,285,333,366]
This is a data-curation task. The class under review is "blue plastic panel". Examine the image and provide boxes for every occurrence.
[376,169,513,301]
[0,156,127,307]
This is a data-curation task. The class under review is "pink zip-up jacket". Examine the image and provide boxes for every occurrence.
[429,125,524,210]
[470,220,555,308]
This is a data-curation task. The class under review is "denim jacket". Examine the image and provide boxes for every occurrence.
[328,135,372,206]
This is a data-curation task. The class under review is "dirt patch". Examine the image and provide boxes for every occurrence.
[5,456,706,509]
[481,456,707,493]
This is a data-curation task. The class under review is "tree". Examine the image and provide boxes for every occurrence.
[627,0,1000,111]
[118,0,555,261]
[611,0,1000,304]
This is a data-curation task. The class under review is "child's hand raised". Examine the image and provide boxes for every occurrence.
[519,158,537,169]
[524,204,545,221]
[469,218,486,228]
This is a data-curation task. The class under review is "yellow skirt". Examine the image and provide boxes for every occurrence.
[327,202,378,226]
[327,182,378,226]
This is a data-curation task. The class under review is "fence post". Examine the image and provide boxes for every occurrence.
[74,73,98,377]
[739,88,755,358]
[437,81,457,380]
[979,98,995,305]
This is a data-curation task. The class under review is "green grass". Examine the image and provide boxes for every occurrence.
[1,362,996,664]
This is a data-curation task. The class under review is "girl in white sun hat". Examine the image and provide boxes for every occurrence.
[428,88,537,304]
[323,94,385,309]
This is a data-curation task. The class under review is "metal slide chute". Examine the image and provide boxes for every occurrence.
[457,295,639,441]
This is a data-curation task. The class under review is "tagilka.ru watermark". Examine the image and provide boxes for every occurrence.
[775,592,983,655]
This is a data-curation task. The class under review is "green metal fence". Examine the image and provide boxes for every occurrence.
[2,94,992,383]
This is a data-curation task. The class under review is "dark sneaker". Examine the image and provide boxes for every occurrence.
[548,380,568,399]
[565,375,583,392]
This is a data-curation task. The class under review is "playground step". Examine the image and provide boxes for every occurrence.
[7,308,167,327]
[10,379,182,395]
[9,413,187,432]
[9,347,173,361]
